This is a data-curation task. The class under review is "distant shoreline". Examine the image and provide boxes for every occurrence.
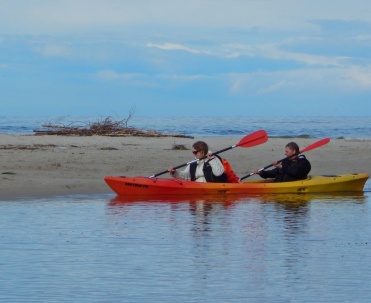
[1,134,370,199]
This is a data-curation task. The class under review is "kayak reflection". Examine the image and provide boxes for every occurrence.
[108,191,366,207]
[106,193,367,252]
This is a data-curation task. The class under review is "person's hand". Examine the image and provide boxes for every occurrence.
[273,161,282,169]
[168,167,176,175]
[207,153,214,160]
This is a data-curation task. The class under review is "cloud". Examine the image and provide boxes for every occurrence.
[34,44,73,58]
[345,65,371,88]
[95,70,152,84]
[258,44,346,67]
[2,1,370,36]
[256,80,290,96]
[227,64,371,98]
[146,43,203,54]
[95,69,206,88]
[95,69,123,80]
[1,1,371,117]
[94,69,155,87]
[354,34,371,41]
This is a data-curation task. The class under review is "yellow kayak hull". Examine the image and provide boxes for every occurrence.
[104,173,369,196]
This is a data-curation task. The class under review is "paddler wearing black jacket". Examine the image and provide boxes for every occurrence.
[255,142,311,182]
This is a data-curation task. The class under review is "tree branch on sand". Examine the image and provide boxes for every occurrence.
[33,116,194,139]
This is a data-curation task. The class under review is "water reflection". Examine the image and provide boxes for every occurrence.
[107,192,367,297]
[108,191,368,240]
[108,192,366,207]
[1,192,370,303]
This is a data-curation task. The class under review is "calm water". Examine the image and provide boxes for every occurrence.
[1,115,371,139]
[1,115,371,301]
[1,183,371,303]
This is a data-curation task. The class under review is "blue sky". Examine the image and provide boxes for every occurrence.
[1,0,371,117]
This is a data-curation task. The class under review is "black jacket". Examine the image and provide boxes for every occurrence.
[259,155,311,182]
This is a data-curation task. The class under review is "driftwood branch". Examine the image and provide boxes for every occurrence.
[33,116,194,139]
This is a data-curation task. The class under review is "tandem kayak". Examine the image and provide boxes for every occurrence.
[104,173,369,196]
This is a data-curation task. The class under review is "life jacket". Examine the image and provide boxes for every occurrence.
[260,155,311,182]
[189,155,238,183]
[221,158,240,183]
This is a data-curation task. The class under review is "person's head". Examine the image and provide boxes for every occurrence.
[285,142,299,157]
[192,141,208,159]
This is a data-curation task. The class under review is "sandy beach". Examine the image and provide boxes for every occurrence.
[1,134,370,199]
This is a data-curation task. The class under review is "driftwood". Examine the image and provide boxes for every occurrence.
[0,144,57,150]
[33,117,194,139]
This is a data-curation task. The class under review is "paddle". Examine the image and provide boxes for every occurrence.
[149,129,268,178]
[240,137,330,181]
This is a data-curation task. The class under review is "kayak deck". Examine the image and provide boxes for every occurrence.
[104,173,369,196]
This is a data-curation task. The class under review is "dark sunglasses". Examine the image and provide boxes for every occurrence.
[192,150,200,155]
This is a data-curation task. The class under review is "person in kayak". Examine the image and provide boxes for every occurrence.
[254,142,311,182]
[168,141,227,183]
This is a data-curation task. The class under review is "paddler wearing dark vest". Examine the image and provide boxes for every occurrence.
[168,141,227,183]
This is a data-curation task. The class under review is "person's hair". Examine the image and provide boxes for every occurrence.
[285,142,300,154]
[193,141,208,155]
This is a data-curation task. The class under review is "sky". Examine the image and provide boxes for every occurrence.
[1,0,371,117]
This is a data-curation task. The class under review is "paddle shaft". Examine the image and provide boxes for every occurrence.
[240,155,293,181]
[150,146,236,178]
[240,138,330,181]
[149,130,268,178]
